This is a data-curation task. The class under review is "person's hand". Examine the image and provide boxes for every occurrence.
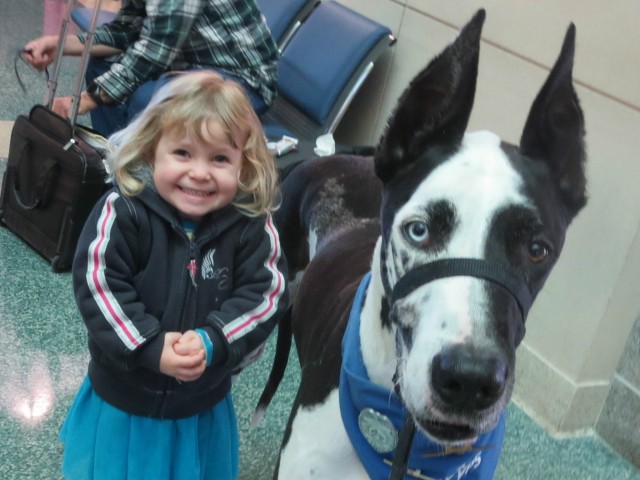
[23,35,59,71]
[52,92,98,118]
[159,332,206,382]
[174,330,205,356]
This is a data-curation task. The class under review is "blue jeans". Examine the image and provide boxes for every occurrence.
[86,58,268,137]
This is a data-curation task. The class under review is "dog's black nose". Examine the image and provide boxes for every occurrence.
[431,345,507,411]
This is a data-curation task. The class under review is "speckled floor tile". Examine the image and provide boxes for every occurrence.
[0,194,638,479]
[0,226,85,480]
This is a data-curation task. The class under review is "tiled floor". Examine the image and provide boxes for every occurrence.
[0,1,639,479]
[0,211,638,480]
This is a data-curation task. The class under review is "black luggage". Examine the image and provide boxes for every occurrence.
[0,0,109,272]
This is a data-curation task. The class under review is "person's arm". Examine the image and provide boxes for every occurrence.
[90,0,204,104]
[22,5,135,115]
[22,35,121,71]
[79,2,144,52]
[24,3,139,70]
[200,215,289,372]
[73,191,166,372]
[63,35,122,57]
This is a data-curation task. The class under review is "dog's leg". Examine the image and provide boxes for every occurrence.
[275,224,380,479]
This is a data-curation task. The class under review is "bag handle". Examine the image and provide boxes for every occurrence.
[12,143,60,210]
[47,0,104,128]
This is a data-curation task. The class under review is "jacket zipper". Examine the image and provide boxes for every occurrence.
[187,240,198,289]
[161,225,210,414]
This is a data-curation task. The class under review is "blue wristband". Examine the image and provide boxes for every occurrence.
[195,329,214,367]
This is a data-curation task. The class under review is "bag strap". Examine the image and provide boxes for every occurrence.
[12,143,60,210]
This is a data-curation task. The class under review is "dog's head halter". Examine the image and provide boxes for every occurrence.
[390,258,533,321]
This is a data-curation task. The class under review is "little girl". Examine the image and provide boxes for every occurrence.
[61,71,288,479]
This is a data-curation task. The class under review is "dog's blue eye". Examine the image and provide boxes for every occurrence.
[405,221,430,245]
[529,242,550,263]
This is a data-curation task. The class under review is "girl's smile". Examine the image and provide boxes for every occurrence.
[179,186,215,197]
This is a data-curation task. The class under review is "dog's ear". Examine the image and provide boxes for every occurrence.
[520,25,587,218]
[375,9,485,183]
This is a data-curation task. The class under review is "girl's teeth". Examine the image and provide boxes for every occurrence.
[182,187,209,197]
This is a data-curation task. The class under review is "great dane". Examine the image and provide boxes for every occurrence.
[256,9,587,480]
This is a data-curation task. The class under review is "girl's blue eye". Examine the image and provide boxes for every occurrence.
[174,149,190,157]
[213,155,228,163]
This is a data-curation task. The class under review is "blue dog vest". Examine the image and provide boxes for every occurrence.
[339,273,506,480]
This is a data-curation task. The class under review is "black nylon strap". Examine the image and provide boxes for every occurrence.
[388,415,417,480]
[390,258,533,320]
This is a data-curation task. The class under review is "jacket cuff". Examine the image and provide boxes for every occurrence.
[132,333,165,372]
[202,326,229,367]
[195,329,213,367]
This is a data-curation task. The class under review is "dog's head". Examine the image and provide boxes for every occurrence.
[374,10,586,444]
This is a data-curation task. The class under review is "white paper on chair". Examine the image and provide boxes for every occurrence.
[314,133,335,156]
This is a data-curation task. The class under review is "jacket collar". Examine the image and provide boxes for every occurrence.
[126,164,244,238]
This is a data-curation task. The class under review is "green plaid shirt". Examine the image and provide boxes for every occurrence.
[80,0,279,105]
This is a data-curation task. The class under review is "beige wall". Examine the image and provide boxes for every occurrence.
[334,0,640,433]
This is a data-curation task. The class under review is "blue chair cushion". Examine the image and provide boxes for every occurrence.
[71,7,118,32]
[277,1,391,125]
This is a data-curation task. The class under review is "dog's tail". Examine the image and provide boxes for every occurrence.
[251,306,293,428]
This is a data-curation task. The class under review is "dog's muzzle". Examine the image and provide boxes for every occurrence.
[389,258,533,321]
[384,258,531,477]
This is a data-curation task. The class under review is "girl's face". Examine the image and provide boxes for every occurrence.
[152,121,243,222]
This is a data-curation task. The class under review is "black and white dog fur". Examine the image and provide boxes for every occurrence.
[256,10,587,479]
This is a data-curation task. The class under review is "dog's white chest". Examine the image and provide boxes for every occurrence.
[278,389,368,479]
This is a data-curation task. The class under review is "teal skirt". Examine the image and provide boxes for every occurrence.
[60,377,238,480]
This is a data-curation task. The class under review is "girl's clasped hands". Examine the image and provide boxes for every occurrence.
[160,330,207,382]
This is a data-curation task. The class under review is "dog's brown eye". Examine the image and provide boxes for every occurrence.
[529,242,550,263]
[405,221,430,246]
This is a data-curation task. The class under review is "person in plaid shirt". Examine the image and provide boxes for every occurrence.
[24,0,279,137]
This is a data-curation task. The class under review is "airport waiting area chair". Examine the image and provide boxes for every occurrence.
[255,0,320,52]
[71,1,396,147]
[73,0,319,53]
[260,1,396,143]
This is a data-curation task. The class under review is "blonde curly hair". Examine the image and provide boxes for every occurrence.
[107,71,279,217]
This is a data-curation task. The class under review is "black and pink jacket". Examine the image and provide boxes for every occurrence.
[72,184,288,419]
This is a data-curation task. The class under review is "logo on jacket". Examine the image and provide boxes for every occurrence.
[202,248,230,289]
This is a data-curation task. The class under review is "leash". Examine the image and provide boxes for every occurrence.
[388,414,417,480]
[387,333,417,480]
[14,50,50,95]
